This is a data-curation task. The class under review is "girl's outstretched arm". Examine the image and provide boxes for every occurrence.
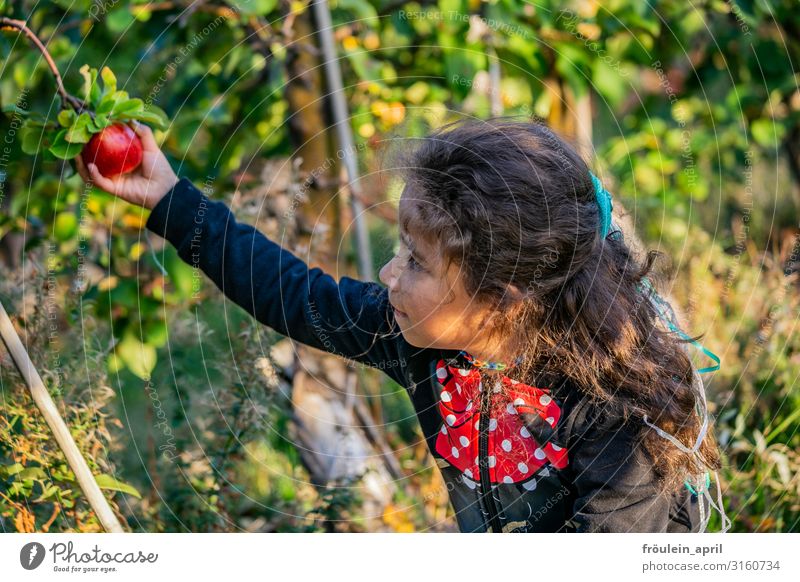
[74,122,410,385]
[143,177,410,386]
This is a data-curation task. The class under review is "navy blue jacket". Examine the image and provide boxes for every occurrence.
[145,176,702,533]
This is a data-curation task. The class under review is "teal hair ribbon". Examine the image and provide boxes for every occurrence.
[640,276,721,374]
[590,172,614,240]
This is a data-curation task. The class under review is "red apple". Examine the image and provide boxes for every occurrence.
[81,123,143,178]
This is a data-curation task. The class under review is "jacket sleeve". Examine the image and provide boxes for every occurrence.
[564,404,691,533]
[145,177,410,386]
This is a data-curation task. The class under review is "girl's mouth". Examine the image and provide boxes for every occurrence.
[393,306,408,319]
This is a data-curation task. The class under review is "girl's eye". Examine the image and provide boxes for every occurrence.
[397,240,425,272]
[407,254,423,271]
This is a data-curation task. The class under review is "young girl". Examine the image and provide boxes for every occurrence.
[76,118,727,533]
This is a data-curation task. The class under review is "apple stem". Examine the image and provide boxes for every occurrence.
[1,17,93,118]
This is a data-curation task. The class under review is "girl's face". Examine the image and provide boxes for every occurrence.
[378,191,498,354]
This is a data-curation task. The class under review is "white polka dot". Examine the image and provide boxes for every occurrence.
[446,414,456,426]
[539,394,552,406]
[503,475,514,484]
[466,400,473,410]
[551,443,562,451]
[488,456,496,467]
[436,366,447,379]
[458,367,471,376]
[474,419,480,430]
[506,403,518,415]
[546,416,555,425]
[501,439,512,452]
[440,390,452,402]
[459,435,470,447]
[540,467,550,477]
[534,447,546,460]
[464,468,473,479]
[522,478,538,491]
[474,456,479,466]
[477,381,483,392]
[489,418,497,431]
[514,397,525,406]
[518,462,529,474]
[440,425,447,435]
[510,378,519,385]
[520,426,531,438]
[463,476,477,489]
[451,446,460,458]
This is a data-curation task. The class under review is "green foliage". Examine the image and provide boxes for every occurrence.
[17,64,169,161]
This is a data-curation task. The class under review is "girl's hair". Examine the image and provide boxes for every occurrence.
[389,116,722,496]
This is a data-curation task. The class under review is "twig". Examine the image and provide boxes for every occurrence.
[0,17,88,113]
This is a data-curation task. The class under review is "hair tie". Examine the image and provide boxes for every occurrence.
[590,172,614,240]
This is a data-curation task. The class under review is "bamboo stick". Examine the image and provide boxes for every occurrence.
[0,300,124,533]
[311,0,375,281]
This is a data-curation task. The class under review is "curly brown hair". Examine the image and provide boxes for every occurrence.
[387,116,722,496]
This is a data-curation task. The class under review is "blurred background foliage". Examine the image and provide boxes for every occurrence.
[1,0,798,532]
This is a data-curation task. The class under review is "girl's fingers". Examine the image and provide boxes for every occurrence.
[74,155,91,183]
[131,120,159,151]
[86,163,120,195]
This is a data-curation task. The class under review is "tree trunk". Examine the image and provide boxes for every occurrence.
[280,4,396,532]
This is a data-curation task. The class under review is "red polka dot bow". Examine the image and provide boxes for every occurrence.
[434,357,569,489]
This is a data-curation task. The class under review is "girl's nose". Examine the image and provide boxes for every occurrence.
[379,257,398,289]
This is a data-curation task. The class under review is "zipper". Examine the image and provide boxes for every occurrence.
[478,378,503,533]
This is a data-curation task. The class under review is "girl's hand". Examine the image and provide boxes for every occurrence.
[74,121,179,210]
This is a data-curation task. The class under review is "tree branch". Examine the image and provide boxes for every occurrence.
[0,17,88,113]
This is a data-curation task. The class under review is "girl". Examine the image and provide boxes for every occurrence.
[76,117,727,533]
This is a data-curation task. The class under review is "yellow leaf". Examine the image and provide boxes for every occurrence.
[382,503,415,533]
[381,102,406,126]
[370,100,388,117]
[358,123,375,138]
[129,242,145,261]
[342,36,358,51]
[121,213,147,230]
[97,276,118,292]
[363,32,380,51]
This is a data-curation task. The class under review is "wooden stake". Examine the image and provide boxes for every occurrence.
[0,300,124,533]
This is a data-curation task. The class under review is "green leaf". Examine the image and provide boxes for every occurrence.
[0,462,24,477]
[751,118,786,147]
[54,212,79,241]
[111,97,144,116]
[144,318,169,348]
[17,466,47,480]
[335,0,378,27]
[49,129,84,159]
[97,90,131,116]
[94,474,142,499]
[58,109,77,128]
[100,66,117,95]
[592,58,627,108]
[228,0,277,15]
[106,7,137,34]
[2,103,45,121]
[79,64,102,107]
[20,123,45,154]
[34,484,62,503]
[65,112,93,143]
[121,106,169,130]
[116,330,157,380]
[91,113,111,131]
